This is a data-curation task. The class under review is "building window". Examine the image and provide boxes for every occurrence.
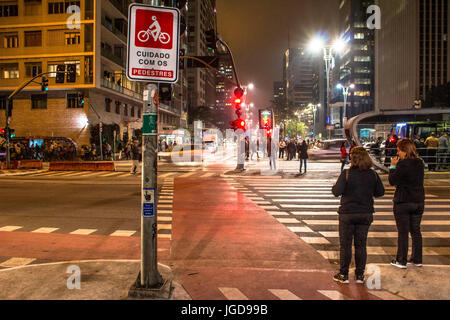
[115,101,120,114]
[354,33,365,39]
[0,3,18,17]
[25,62,42,77]
[138,108,141,118]
[131,106,135,117]
[67,93,82,108]
[31,94,47,109]
[124,104,128,116]
[65,32,80,45]
[354,91,371,97]
[24,0,42,16]
[0,63,19,79]
[1,33,18,48]
[25,31,42,47]
[354,56,371,62]
[48,1,80,14]
[105,98,111,112]
[47,61,80,77]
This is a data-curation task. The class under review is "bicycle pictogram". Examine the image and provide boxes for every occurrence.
[137,16,171,44]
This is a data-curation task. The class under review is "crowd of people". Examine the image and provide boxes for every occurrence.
[365,132,450,171]
[0,141,77,162]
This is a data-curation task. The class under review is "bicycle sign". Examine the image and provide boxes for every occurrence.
[127,4,180,83]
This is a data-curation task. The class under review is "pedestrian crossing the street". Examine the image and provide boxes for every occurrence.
[225,176,450,266]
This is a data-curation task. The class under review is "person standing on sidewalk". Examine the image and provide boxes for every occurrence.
[425,132,439,171]
[389,139,425,269]
[299,140,308,175]
[340,141,348,171]
[437,132,448,170]
[130,139,141,175]
[332,147,385,284]
[279,140,286,159]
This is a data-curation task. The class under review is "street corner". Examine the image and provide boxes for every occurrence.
[368,263,450,300]
[0,260,191,300]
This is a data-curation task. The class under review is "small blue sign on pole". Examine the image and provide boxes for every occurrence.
[142,188,155,217]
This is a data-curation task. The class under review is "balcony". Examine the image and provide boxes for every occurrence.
[101,47,124,67]
[109,0,129,17]
[101,16,127,43]
[101,78,142,100]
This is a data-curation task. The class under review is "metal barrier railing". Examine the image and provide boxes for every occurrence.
[365,146,450,171]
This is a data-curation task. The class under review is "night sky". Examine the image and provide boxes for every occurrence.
[216,0,340,108]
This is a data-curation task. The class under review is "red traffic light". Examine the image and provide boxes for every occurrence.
[240,120,245,128]
[0,128,5,135]
[234,87,244,99]
[234,98,242,105]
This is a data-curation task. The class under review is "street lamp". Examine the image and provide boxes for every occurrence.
[308,35,348,137]
[336,83,355,126]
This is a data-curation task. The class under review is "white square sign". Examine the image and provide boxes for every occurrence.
[127,4,180,83]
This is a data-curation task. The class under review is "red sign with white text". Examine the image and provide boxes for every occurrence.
[127,4,180,83]
[135,9,174,50]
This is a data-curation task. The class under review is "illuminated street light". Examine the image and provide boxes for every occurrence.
[308,34,348,138]
[336,83,356,126]
[248,83,254,90]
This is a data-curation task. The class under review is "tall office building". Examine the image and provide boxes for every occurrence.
[330,0,375,128]
[214,51,233,130]
[375,0,450,111]
[0,0,187,150]
[284,48,315,111]
[186,0,216,112]
[273,81,285,107]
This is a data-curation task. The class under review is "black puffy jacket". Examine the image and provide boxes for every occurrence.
[332,168,385,214]
[388,158,425,204]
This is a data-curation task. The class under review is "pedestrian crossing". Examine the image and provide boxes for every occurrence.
[215,287,401,300]
[224,177,450,266]
[0,169,222,180]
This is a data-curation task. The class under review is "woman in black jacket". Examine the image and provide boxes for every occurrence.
[299,140,309,175]
[389,139,425,269]
[332,147,385,284]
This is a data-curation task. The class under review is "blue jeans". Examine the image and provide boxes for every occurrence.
[299,158,307,172]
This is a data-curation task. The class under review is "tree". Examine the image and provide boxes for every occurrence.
[285,120,308,138]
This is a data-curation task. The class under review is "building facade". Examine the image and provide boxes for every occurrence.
[375,0,450,111]
[330,0,375,128]
[0,0,189,152]
[186,0,216,112]
[284,48,315,111]
[213,51,234,130]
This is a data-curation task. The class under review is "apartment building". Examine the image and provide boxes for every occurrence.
[0,0,149,151]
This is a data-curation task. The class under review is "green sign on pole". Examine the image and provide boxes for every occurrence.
[143,113,158,136]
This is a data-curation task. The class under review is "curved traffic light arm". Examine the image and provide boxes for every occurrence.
[180,55,238,87]
[7,71,70,100]
[217,39,241,89]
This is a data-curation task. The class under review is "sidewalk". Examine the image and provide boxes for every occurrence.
[0,165,448,299]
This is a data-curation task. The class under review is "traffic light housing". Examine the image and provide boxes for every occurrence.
[259,110,274,129]
[205,29,217,50]
[6,99,13,117]
[77,94,85,108]
[41,77,49,92]
[66,64,76,83]
[56,64,65,83]
[233,87,245,118]
[230,119,246,131]
[9,128,15,138]
[159,84,172,101]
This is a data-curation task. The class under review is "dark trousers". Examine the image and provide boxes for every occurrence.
[339,214,373,276]
[393,202,424,265]
[299,158,307,172]
[427,149,437,171]
[279,148,285,159]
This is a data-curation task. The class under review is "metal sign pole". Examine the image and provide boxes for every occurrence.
[140,83,162,288]
[5,104,10,170]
